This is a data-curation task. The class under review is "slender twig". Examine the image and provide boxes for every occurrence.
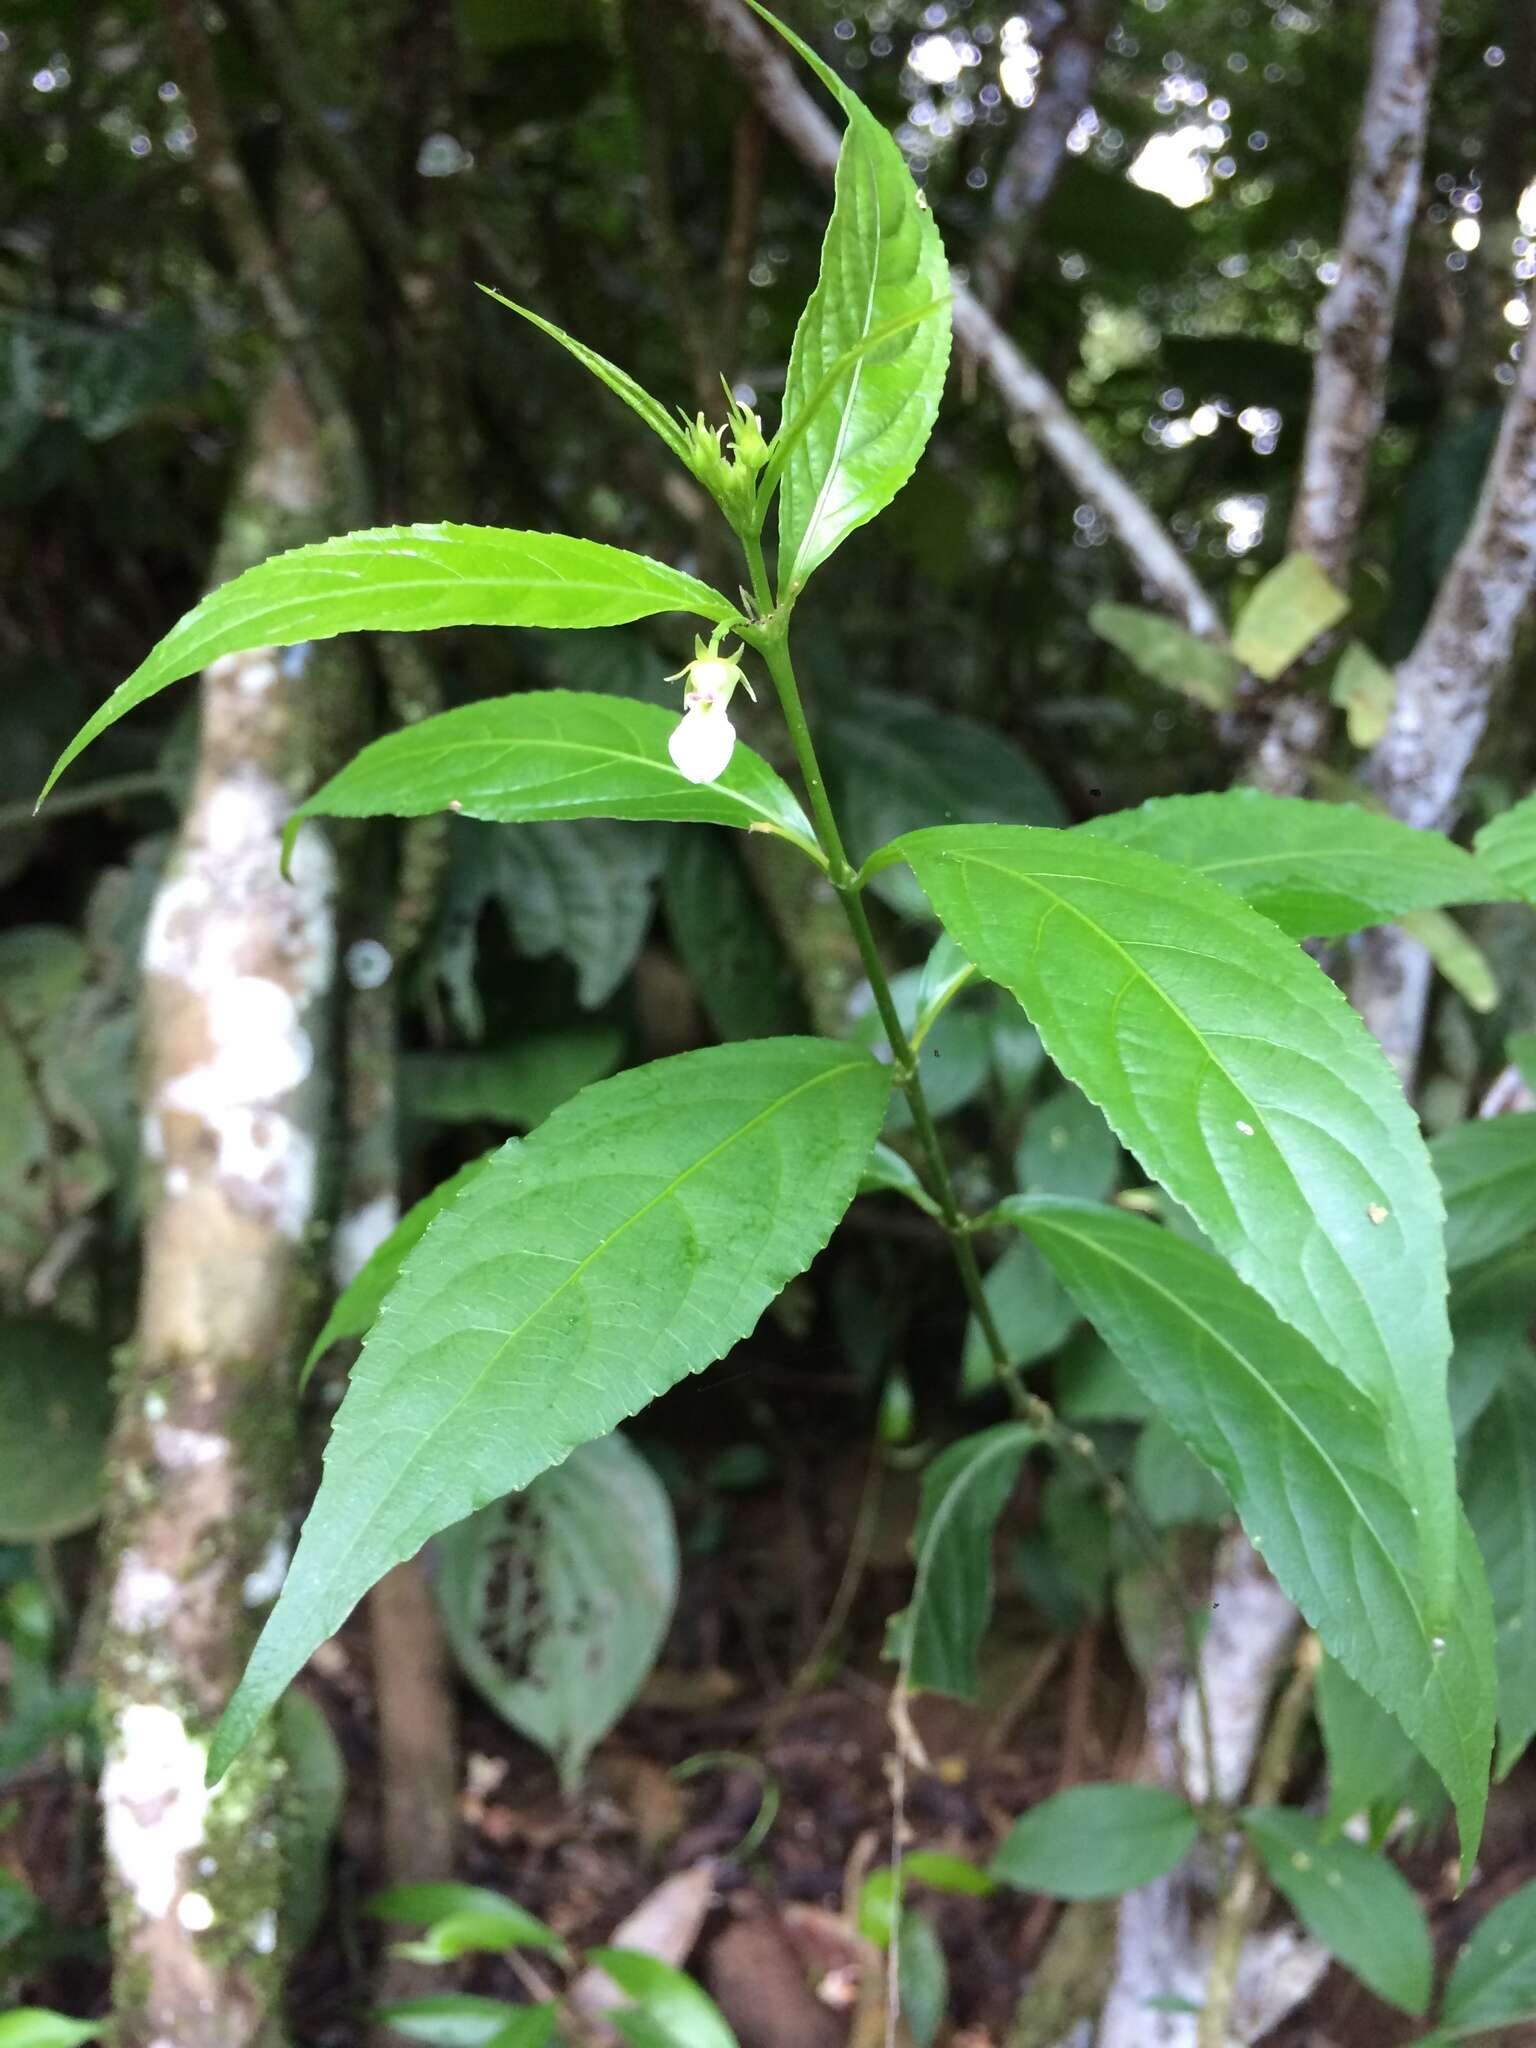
[1196,1634,1321,2048]
[719,108,765,377]
[1354,311,1536,1079]
[688,0,1221,639]
[1250,0,1441,796]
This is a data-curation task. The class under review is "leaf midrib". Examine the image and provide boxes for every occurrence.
[1021,1208,1479,1789]
[305,1055,879,1625]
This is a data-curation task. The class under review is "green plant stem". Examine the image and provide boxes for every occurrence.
[740,531,1219,1808]
[1197,1633,1321,2048]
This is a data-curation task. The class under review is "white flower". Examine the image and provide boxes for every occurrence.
[664,637,752,785]
[668,699,737,783]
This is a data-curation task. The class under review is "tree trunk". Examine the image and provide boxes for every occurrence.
[96,365,351,2048]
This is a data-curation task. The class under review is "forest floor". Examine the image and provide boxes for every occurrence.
[13,1373,1536,2046]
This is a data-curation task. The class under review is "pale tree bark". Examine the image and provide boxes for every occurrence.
[1251,0,1441,796]
[1354,326,1536,1077]
[972,0,1108,318]
[97,368,348,2048]
[682,0,1221,639]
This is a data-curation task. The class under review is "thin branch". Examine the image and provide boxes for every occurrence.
[1250,0,1441,795]
[683,0,1221,639]
[1352,324,1536,1078]
[719,107,765,378]
[972,0,1107,319]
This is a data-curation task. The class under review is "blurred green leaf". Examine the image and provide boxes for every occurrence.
[992,1785,1198,1899]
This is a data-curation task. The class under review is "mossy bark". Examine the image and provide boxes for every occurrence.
[95,364,359,2048]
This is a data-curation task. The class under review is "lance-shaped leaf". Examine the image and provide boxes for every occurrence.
[210,1038,889,1779]
[1438,1877,1536,2039]
[1081,790,1503,939]
[1229,551,1348,679]
[759,3,951,595]
[283,691,819,864]
[992,1784,1199,1900]
[1087,602,1242,711]
[898,1422,1036,1697]
[1476,788,1536,904]
[1001,1197,1493,1867]
[878,824,1460,1619]
[1431,1113,1536,1272]
[42,527,738,801]
[478,288,688,464]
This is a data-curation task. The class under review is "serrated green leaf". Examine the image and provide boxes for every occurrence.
[211,1038,889,1778]
[882,824,1461,1624]
[586,1948,739,2048]
[286,691,818,865]
[1399,908,1498,1014]
[276,1691,346,1951]
[1439,1876,1536,2037]
[1315,1654,1420,1835]
[478,287,688,461]
[43,530,739,802]
[1330,641,1396,748]
[302,1156,493,1384]
[1431,1114,1536,1271]
[1464,1376,1536,1777]
[1080,791,1502,939]
[902,1423,1036,1697]
[435,1434,678,1792]
[761,4,951,593]
[1230,551,1349,680]
[1475,789,1536,905]
[991,1784,1198,1900]
[1001,1198,1493,1867]
[1242,1808,1431,2015]
[1087,602,1242,710]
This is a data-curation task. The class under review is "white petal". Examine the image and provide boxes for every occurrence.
[668,706,737,784]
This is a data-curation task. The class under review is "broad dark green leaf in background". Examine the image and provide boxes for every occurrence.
[901,1423,1036,1698]
[1242,1808,1431,2015]
[1087,602,1243,711]
[1082,790,1501,939]
[1476,789,1536,905]
[1131,1416,1229,1528]
[1449,1244,1536,1439]
[1014,1084,1121,1202]
[1463,1377,1536,1777]
[43,531,739,801]
[664,829,806,1041]
[763,5,951,594]
[991,1784,1198,1900]
[1438,1876,1536,2039]
[1315,1654,1420,1836]
[212,1038,889,1778]
[286,691,818,863]
[885,824,1462,1621]
[961,1237,1077,1397]
[435,1434,678,1792]
[1431,1114,1536,1272]
[0,1319,113,1540]
[402,1028,622,1131]
[1004,1198,1493,1863]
